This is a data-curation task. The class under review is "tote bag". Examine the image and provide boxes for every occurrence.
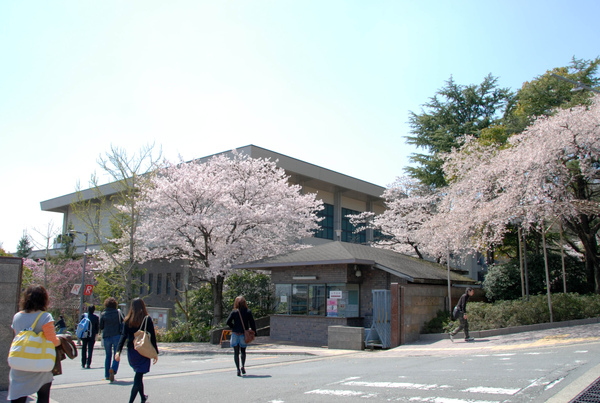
[8,312,57,372]
[134,316,158,359]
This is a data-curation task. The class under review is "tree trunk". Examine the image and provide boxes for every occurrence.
[210,275,225,326]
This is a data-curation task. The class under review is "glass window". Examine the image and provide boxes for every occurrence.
[342,208,366,243]
[291,284,308,315]
[309,285,326,315]
[166,274,172,295]
[148,274,153,294]
[275,284,291,314]
[157,274,162,295]
[175,273,181,296]
[139,274,145,295]
[315,203,334,240]
[275,283,359,317]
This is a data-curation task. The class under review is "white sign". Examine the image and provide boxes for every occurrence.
[330,290,343,299]
[71,284,81,295]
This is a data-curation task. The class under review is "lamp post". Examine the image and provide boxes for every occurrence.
[70,230,88,318]
[551,73,600,94]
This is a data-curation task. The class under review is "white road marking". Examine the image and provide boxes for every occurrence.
[463,386,520,395]
[408,398,498,403]
[343,381,450,390]
[575,350,588,353]
[545,377,564,390]
[306,389,365,397]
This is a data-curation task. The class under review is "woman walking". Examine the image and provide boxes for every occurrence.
[115,298,158,403]
[226,296,257,377]
[100,297,122,382]
[8,284,61,403]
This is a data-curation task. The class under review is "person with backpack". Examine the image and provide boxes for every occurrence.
[79,305,99,369]
[100,297,123,382]
[449,287,475,342]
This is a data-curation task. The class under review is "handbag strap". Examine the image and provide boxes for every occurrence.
[29,311,45,331]
[141,315,149,332]
[237,310,246,331]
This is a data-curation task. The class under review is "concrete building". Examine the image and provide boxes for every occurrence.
[39,145,388,311]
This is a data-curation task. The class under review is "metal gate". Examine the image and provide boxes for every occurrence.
[365,289,391,348]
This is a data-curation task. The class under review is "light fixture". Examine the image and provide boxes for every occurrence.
[293,275,317,280]
[354,265,362,277]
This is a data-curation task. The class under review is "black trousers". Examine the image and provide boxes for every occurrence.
[81,337,96,367]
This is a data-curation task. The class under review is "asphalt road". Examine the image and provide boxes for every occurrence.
[4,322,600,402]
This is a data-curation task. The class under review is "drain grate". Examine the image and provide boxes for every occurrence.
[570,376,600,403]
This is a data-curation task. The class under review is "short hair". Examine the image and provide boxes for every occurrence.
[21,284,49,312]
[104,297,118,309]
[88,305,96,314]
[466,287,474,293]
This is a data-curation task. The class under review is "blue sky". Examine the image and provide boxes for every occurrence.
[1,1,599,252]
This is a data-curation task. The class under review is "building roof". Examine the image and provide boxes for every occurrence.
[234,241,477,285]
[40,145,386,213]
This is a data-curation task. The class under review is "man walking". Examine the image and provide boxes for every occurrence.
[449,287,475,342]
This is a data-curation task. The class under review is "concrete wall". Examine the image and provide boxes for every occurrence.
[401,284,465,343]
[0,257,23,391]
[328,325,364,350]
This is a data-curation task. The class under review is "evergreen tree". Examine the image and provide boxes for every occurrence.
[16,234,33,258]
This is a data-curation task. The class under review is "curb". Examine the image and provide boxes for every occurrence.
[419,317,600,342]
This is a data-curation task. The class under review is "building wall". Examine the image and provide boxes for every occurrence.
[270,315,363,345]
[0,257,23,391]
[401,284,466,343]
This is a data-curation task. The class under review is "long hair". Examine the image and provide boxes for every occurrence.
[233,296,248,312]
[124,298,148,328]
[21,284,49,312]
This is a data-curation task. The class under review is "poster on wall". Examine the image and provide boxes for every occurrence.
[327,298,338,317]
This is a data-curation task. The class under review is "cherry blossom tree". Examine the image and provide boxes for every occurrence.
[436,95,600,292]
[137,151,323,324]
[23,257,98,324]
[350,176,440,259]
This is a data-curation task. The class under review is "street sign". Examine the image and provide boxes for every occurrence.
[71,284,81,295]
[83,285,94,296]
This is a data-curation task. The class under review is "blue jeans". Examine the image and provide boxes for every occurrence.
[103,335,121,379]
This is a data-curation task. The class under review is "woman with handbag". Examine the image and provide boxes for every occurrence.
[115,298,158,403]
[8,284,61,403]
[226,296,257,377]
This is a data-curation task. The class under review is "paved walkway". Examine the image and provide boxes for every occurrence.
[3,319,600,401]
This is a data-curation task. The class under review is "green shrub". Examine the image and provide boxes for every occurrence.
[424,293,600,333]
[156,320,212,343]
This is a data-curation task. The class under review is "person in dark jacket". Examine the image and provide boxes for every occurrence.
[115,298,158,403]
[226,296,257,377]
[100,297,123,382]
[55,315,67,334]
[449,287,475,342]
[81,305,100,369]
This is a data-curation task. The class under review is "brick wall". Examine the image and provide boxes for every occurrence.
[271,315,363,345]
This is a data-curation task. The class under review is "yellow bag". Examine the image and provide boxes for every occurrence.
[8,312,56,372]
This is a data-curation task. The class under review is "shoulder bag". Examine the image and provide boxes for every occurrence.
[8,312,57,372]
[238,310,255,344]
[134,315,158,359]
